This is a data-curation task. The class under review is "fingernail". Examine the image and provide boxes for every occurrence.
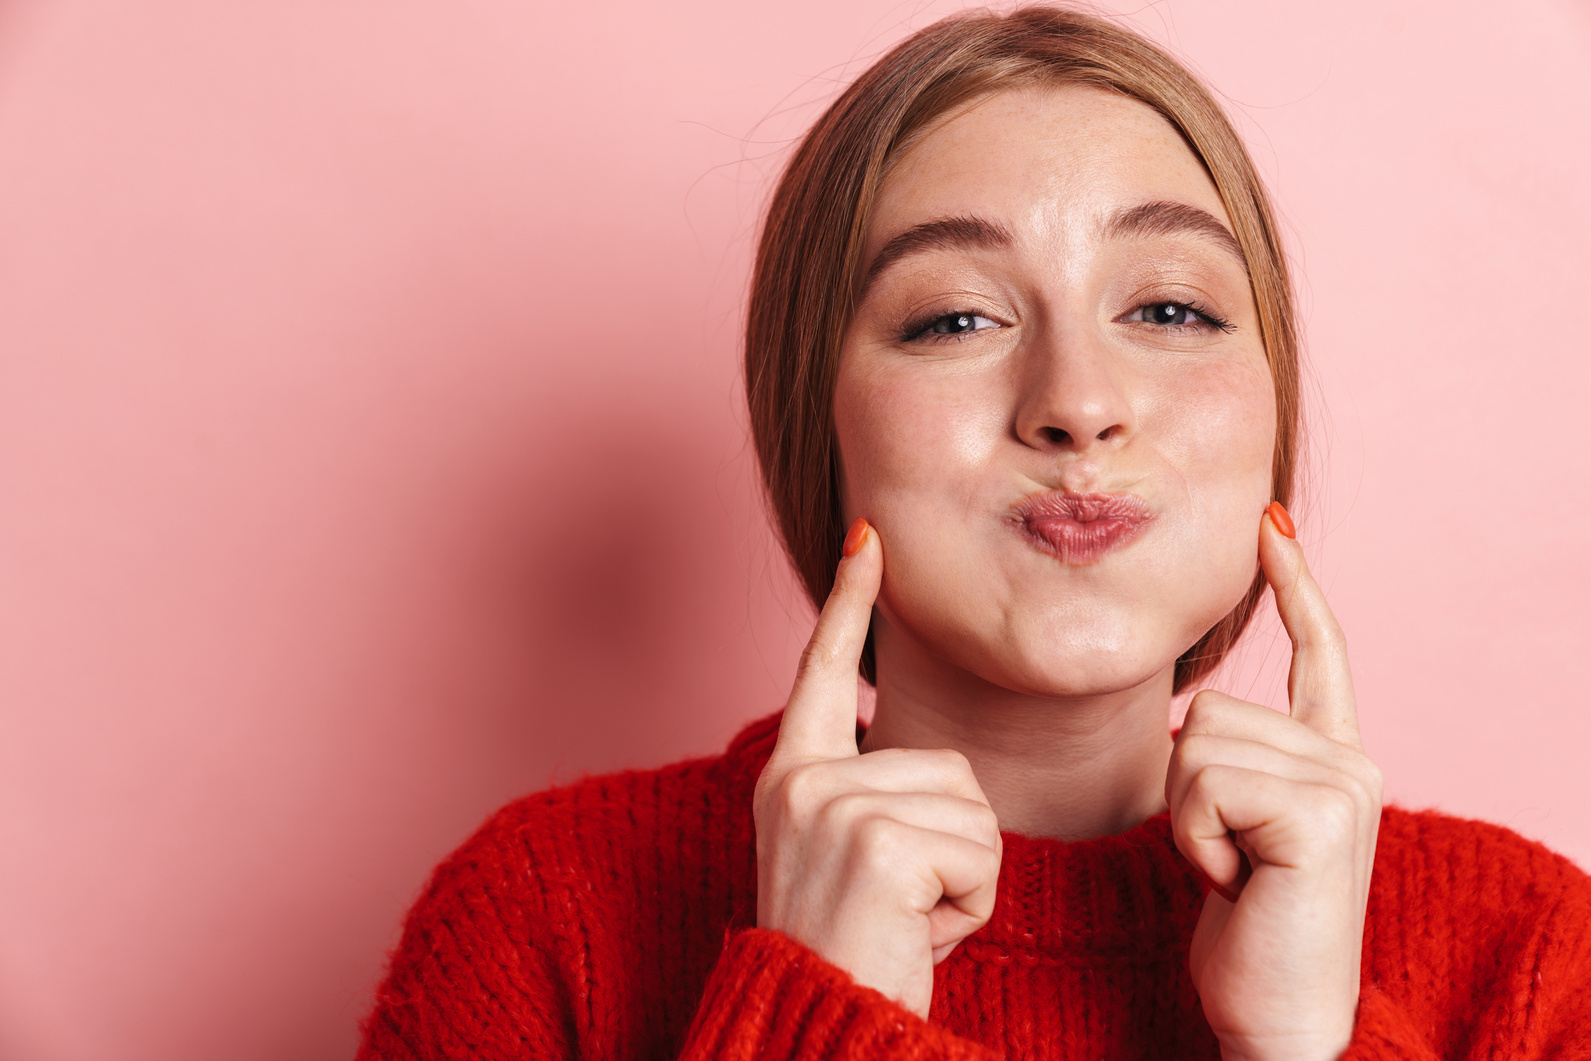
[841,517,870,558]
[1195,868,1241,904]
[1234,850,1254,890]
[1198,847,1254,904]
[1266,501,1296,540]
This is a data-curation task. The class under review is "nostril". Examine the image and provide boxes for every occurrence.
[1041,427,1071,445]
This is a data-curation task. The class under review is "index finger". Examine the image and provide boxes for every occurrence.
[1259,502,1360,747]
[769,517,882,766]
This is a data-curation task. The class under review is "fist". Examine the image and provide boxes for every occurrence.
[754,519,1003,1017]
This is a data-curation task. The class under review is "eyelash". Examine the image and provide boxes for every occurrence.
[1126,300,1236,334]
[898,311,998,343]
[900,300,1234,344]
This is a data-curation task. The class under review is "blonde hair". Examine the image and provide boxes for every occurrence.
[745,5,1299,692]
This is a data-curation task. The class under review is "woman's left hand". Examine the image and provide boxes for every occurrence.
[1167,504,1383,1061]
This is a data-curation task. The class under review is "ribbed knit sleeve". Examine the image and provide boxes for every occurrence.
[679,929,994,1061]
[1336,810,1591,1061]
[1338,987,1443,1059]
[1340,889,1591,1060]
[357,821,576,1060]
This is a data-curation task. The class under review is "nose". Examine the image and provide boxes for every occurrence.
[1013,323,1137,456]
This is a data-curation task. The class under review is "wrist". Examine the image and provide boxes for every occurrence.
[1218,1029,1351,1061]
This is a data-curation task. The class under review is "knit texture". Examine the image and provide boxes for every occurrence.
[358,712,1591,1060]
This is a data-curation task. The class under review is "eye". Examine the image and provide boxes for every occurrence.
[903,311,1000,343]
[1123,301,1233,332]
[1140,302,1199,327]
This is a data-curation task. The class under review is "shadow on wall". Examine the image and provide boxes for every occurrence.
[468,415,781,793]
[262,411,771,1059]
[289,378,799,1061]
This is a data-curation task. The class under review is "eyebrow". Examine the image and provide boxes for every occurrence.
[1104,200,1245,265]
[857,200,1245,297]
[858,215,1014,297]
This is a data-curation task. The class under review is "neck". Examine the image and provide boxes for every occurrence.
[860,629,1175,841]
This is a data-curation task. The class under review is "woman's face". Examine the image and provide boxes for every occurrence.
[835,84,1275,698]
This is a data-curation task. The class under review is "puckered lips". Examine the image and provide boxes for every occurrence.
[1012,491,1153,565]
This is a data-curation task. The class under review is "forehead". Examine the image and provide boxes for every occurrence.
[867,83,1228,252]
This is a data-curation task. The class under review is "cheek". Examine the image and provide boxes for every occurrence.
[1151,357,1277,607]
[833,361,1003,517]
[1160,358,1277,500]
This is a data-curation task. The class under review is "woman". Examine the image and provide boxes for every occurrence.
[357,8,1591,1059]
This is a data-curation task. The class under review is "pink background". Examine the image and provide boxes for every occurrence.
[2,0,1588,1057]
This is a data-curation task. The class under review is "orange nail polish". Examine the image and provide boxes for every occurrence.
[841,517,870,558]
[1266,501,1296,540]
[1195,868,1241,904]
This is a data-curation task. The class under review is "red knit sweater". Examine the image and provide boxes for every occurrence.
[358,712,1591,1060]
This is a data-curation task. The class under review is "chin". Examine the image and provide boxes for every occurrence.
[985,632,1176,700]
[897,598,1177,700]
[919,573,1253,699]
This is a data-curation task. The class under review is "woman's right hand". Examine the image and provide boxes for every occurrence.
[753,519,1003,1018]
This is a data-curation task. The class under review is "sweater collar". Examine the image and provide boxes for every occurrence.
[976,816,1202,960]
[728,711,1206,959]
